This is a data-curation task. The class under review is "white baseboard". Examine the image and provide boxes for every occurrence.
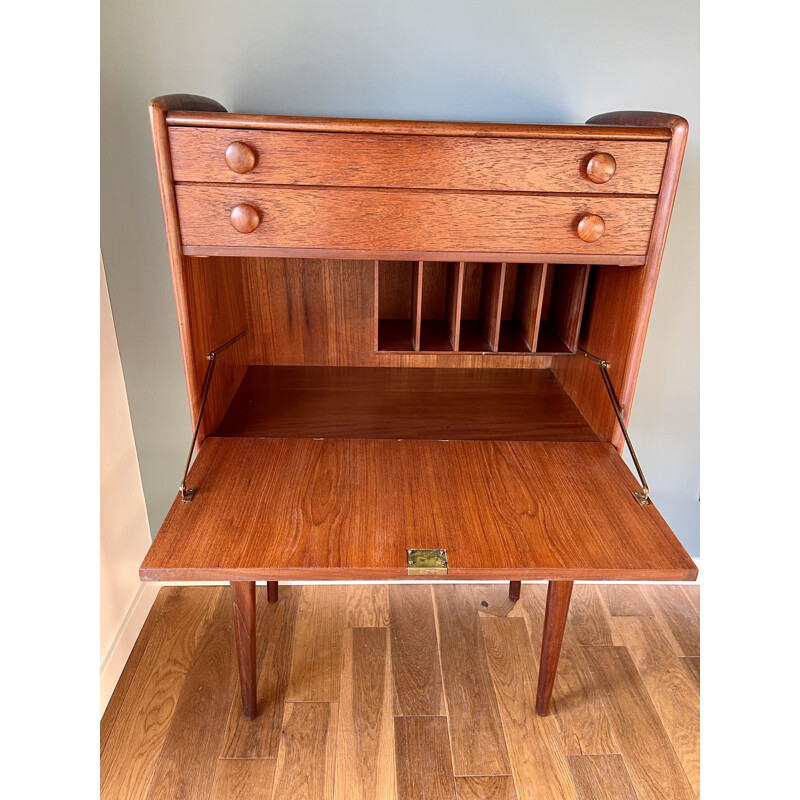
[100,582,162,718]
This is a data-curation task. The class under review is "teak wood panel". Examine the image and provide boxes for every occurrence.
[140,437,697,582]
[151,98,248,439]
[215,365,600,441]
[182,255,249,441]
[164,107,672,141]
[175,185,657,257]
[168,127,668,194]
[243,257,554,369]
[552,112,688,449]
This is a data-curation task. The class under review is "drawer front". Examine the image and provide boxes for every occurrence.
[169,127,668,195]
[175,185,657,256]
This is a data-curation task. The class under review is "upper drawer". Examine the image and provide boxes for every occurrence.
[168,127,668,195]
[175,185,657,257]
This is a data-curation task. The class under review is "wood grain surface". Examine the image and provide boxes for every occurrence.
[515,585,618,758]
[245,258,557,368]
[180,254,249,444]
[175,184,658,257]
[567,585,614,646]
[550,643,619,757]
[394,716,457,800]
[140,438,697,581]
[215,365,599,441]
[271,701,338,800]
[455,776,518,800]
[335,628,396,800]
[230,581,257,719]
[611,616,700,795]
[100,588,217,799]
[682,585,700,615]
[599,584,654,617]
[566,755,639,800]
[209,758,276,800]
[101,589,167,755]
[434,586,511,776]
[344,584,390,627]
[547,265,590,353]
[582,646,695,800]
[481,616,576,799]
[652,585,700,657]
[536,581,575,716]
[552,112,688,450]
[286,586,345,702]
[163,107,672,141]
[220,585,300,758]
[145,593,238,799]
[388,586,445,716]
[169,127,667,193]
[102,584,700,800]
[681,657,700,692]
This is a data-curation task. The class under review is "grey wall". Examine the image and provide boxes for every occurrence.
[101,0,699,556]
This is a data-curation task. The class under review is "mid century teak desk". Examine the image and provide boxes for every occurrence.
[140,94,697,721]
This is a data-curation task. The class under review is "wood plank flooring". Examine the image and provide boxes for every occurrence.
[101,583,700,799]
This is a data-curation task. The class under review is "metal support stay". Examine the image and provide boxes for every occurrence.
[179,329,247,502]
[580,348,651,506]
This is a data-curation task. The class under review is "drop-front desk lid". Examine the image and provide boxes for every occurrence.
[140,436,697,582]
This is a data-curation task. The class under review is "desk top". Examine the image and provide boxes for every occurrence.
[140,437,697,582]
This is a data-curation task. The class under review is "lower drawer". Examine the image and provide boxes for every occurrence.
[175,185,657,258]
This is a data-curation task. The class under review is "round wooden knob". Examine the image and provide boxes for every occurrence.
[225,141,256,174]
[585,152,617,184]
[576,214,605,243]
[230,204,260,233]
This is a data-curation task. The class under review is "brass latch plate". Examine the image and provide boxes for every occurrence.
[407,548,448,576]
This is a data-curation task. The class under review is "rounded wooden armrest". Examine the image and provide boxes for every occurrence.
[586,110,688,138]
[150,94,227,114]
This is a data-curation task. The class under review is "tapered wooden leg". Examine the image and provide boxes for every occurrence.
[508,580,521,601]
[230,580,257,720]
[267,580,279,604]
[535,580,573,716]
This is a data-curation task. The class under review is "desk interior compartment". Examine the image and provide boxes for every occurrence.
[536,264,591,354]
[376,259,590,355]
[376,260,416,351]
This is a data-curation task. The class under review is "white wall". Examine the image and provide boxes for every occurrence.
[101,0,699,555]
[100,258,157,713]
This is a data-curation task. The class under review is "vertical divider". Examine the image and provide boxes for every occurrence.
[445,261,465,351]
[373,259,380,352]
[514,263,548,351]
[411,261,424,351]
[480,262,506,352]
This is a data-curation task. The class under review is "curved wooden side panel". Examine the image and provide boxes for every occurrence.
[149,95,249,445]
[552,112,688,449]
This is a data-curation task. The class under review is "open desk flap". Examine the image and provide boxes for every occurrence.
[140,437,697,583]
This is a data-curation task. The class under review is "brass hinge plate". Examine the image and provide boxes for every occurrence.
[407,548,448,576]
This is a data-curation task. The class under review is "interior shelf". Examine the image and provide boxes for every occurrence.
[215,365,600,441]
[375,260,590,355]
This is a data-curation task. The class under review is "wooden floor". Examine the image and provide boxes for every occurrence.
[101,583,699,800]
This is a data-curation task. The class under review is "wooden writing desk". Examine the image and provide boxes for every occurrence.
[141,94,696,720]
